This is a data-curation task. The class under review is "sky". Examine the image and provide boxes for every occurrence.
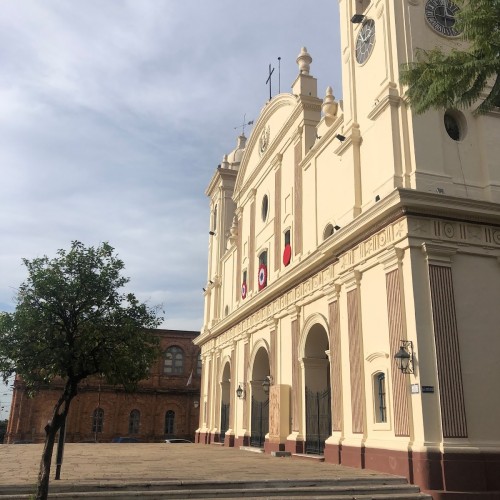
[0,1,342,418]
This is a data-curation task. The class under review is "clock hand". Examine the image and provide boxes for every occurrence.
[443,0,453,17]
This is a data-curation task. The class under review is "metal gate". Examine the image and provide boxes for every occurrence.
[305,387,331,455]
[220,403,229,442]
[250,397,269,448]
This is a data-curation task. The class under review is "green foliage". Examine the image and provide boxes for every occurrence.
[0,241,162,393]
[401,0,500,114]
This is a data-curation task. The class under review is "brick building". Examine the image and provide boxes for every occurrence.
[5,329,200,443]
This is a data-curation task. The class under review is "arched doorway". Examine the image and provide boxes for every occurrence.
[220,362,230,443]
[250,346,270,448]
[303,323,331,455]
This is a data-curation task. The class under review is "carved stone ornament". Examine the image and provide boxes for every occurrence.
[296,47,312,75]
[322,86,338,119]
[259,125,270,156]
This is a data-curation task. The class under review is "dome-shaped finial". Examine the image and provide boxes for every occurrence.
[296,47,312,75]
[322,86,338,119]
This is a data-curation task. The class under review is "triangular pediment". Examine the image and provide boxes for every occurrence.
[234,93,300,200]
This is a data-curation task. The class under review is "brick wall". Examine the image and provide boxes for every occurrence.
[5,329,201,443]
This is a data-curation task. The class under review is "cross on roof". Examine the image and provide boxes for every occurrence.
[233,114,254,136]
[266,63,275,101]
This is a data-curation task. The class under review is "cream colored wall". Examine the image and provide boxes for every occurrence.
[240,102,295,188]
[240,193,252,294]
[254,172,276,278]
[452,253,500,444]
[221,248,236,319]
[276,315,294,386]
[337,0,500,206]
[200,0,500,455]
[315,144,355,240]
[477,112,500,202]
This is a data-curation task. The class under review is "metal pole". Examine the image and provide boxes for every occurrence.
[94,380,101,443]
[278,57,281,94]
[54,416,67,480]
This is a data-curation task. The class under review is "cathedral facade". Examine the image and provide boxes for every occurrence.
[195,1,500,498]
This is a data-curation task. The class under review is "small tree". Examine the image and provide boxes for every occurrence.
[400,0,500,114]
[0,241,162,500]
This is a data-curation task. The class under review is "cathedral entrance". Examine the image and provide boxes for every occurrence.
[303,323,331,455]
[220,362,230,443]
[250,346,270,448]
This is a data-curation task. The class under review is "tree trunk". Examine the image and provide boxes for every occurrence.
[36,416,60,500]
[36,380,77,500]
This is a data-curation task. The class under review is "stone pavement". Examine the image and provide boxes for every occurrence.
[0,443,393,487]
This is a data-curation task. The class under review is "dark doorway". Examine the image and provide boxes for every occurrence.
[305,387,331,454]
[250,397,269,448]
[220,402,229,442]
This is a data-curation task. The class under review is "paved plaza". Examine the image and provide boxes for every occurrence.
[0,443,391,487]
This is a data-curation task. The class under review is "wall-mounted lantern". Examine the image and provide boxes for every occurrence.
[236,384,245,400]
[262,375,273,395]
[394,340,414,374]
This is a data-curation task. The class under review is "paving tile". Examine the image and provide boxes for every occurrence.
[0,443,395,488]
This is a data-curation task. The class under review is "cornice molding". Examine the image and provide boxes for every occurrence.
[205,167,238,198]
[197,189,500,348]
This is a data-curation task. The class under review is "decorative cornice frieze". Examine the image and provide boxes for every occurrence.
[198,189,500,350]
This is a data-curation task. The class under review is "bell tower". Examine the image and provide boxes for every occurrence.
[337,0,500,205]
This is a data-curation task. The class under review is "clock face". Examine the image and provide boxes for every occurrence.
[425,0,460,37]
[355,19,375,65]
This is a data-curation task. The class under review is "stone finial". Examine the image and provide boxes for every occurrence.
[221,154,229,169]
[236,135,247,150]
[322,86,338,118]
[296,47,312,75]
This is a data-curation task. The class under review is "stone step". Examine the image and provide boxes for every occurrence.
[2,495,433,500]
[0,481,432,499]
[0,477,411,494]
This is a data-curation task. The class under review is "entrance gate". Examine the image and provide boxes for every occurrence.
[305,387,331,455]
[220,403,229,442]
[250,397,269,448]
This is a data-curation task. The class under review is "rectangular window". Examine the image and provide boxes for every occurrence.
[196,354,202,376]
[376,373,387,423]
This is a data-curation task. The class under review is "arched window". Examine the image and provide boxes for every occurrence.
[196,353,202,376]
[165,410,175,435]
[283,229,292,267]
[129,409,140,434]
[374,373,387,423]
[92,408,104,433]
[164,346,184,374]
[261,194,269,221]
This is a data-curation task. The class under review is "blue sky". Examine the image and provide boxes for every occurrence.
[0,1,342,418]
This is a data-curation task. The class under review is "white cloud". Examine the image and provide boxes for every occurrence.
[0,1,342,343]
